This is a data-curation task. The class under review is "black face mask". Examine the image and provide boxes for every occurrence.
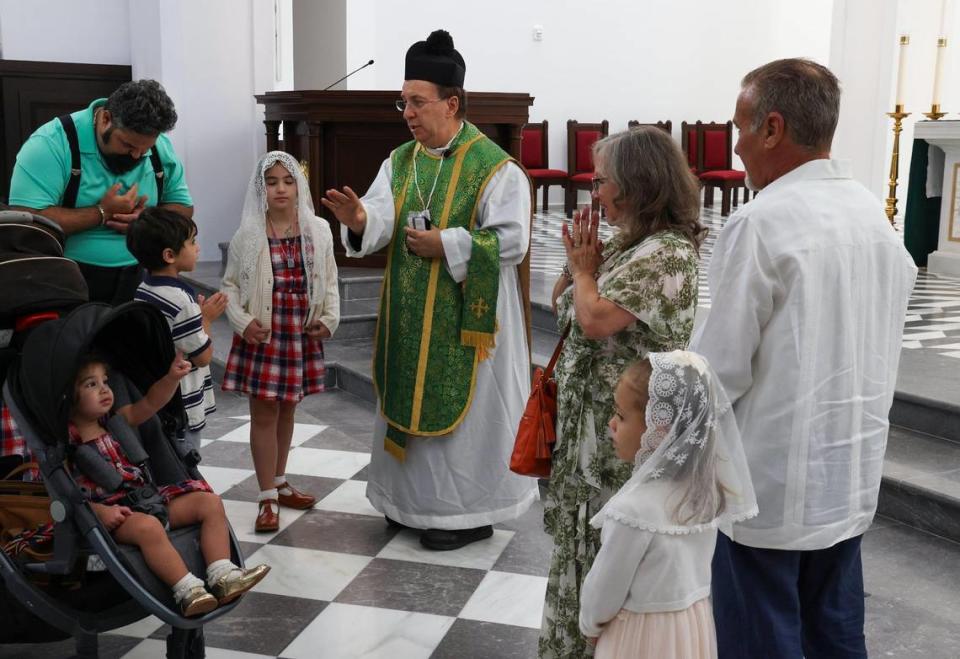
[99,126,146,174]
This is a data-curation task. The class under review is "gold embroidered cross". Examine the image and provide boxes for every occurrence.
[470,297,490,319]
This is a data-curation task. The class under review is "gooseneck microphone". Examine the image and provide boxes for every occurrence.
[322,59,375,91]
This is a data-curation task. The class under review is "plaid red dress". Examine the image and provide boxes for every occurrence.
[222,236,326,402]
[67,421,212,505]
[0,399,39,481]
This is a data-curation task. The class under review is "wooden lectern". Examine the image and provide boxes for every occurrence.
[255,90,534,267]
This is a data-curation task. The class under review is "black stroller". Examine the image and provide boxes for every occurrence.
[0,211,246,658]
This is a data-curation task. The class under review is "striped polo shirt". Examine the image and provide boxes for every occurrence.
[135,274,215,432]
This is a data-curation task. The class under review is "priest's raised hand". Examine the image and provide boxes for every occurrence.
[321,186,367,234]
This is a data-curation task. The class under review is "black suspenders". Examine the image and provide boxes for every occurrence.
[57,114,166,209]
[58,114,82,209]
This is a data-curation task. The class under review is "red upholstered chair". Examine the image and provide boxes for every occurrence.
[521,120,568,213]
[565,119,609,217]
[627,120,672,134]
[681,120,751,216]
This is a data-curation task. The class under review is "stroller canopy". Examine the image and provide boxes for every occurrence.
[14,302,181,444]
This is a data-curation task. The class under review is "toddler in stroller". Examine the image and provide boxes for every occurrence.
[68,349,269,616]
[1,210,267,657]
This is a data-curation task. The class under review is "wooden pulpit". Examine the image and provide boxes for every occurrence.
[254,90,534,267]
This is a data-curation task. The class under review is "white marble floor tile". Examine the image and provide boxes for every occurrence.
[281,602,454,659]
[104,614,163,638]
[212,421,326,447]
[290,422,329,446]
[122,638,273,659]
[222,498,307,544]
[901,331,946,341]
[283,446,371,479]
[458,570,548,629]
[940,351,960,359]
[199,438,214,448]
[199,465,255,495]
[245,544,371,602]
[316,479,381,517]
[377,528,514,570]
[902,341,923,349]
[213,422,252,444]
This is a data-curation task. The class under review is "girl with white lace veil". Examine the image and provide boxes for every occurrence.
[579,351,757,659]
[221,151,340,533]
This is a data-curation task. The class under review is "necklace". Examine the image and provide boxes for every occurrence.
[267,215,296,268]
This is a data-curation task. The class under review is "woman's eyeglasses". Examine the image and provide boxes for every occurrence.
[395,98,444,112]
[591,176,608,192]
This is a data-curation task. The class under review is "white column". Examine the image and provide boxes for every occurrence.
[828,0,900,199]
[292,0,347,90]
[129,0,283,261]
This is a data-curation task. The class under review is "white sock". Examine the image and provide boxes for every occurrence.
[172,572,205,602]
[274,475,292,496]
[206,558,240,586]
[257,488,278,502]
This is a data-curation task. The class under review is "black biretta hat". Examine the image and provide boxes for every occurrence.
[404,30,466,87]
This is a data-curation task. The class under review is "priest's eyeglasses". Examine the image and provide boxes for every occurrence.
[395,98,444,112]
[591,176,608,192]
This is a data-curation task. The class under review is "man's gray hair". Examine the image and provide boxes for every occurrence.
[741,58,840,151]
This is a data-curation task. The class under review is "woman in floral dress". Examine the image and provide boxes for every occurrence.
[539,127,707,658]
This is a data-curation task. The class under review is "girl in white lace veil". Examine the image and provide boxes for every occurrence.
[578,351,757,658]
[221,151,339,533]
[593,350,757,535]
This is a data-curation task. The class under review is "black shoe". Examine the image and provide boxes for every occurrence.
[419,525,493,551]
[385,515,413,530]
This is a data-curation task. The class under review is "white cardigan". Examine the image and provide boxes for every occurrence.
[222,216,340,340]
[579,519,717,638]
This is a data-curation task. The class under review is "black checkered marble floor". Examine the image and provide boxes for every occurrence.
[531,205,960,360]
[63,391,549,659]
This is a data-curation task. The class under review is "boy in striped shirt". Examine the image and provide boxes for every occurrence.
[127,208,226,451]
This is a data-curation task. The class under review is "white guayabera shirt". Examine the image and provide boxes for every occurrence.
[692,159,917,551]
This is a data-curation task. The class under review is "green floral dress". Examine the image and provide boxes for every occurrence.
[538,230,700,659]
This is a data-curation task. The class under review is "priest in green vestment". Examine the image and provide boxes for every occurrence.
[321,29,538,551]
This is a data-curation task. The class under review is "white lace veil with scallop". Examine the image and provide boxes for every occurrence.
[228,151,317,309]
[591,350,758,535]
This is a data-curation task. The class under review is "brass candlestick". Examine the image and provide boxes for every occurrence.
[925,37,948,120]
[884,105,910,228]
[924,103,947,120]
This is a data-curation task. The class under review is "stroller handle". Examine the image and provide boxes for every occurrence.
[0,210,65,241]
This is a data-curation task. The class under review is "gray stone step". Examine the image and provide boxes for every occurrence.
[880,425,960,543]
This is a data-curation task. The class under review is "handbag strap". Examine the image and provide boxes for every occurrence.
[2,462,40,481]
[542,323,571,380]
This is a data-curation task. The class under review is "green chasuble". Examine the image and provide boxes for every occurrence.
[374,122,514,460]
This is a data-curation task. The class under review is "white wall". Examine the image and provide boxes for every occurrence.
[0,0,130,64]
[336,0,835,208]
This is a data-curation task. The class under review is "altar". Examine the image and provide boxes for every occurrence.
[906,120,960,276]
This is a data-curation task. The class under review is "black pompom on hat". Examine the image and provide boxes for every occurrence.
[404,30,466,87]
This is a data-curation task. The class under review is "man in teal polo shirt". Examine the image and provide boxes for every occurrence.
[9,79,193,304]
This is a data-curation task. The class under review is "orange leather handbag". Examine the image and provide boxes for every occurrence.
[510,326,569,478]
